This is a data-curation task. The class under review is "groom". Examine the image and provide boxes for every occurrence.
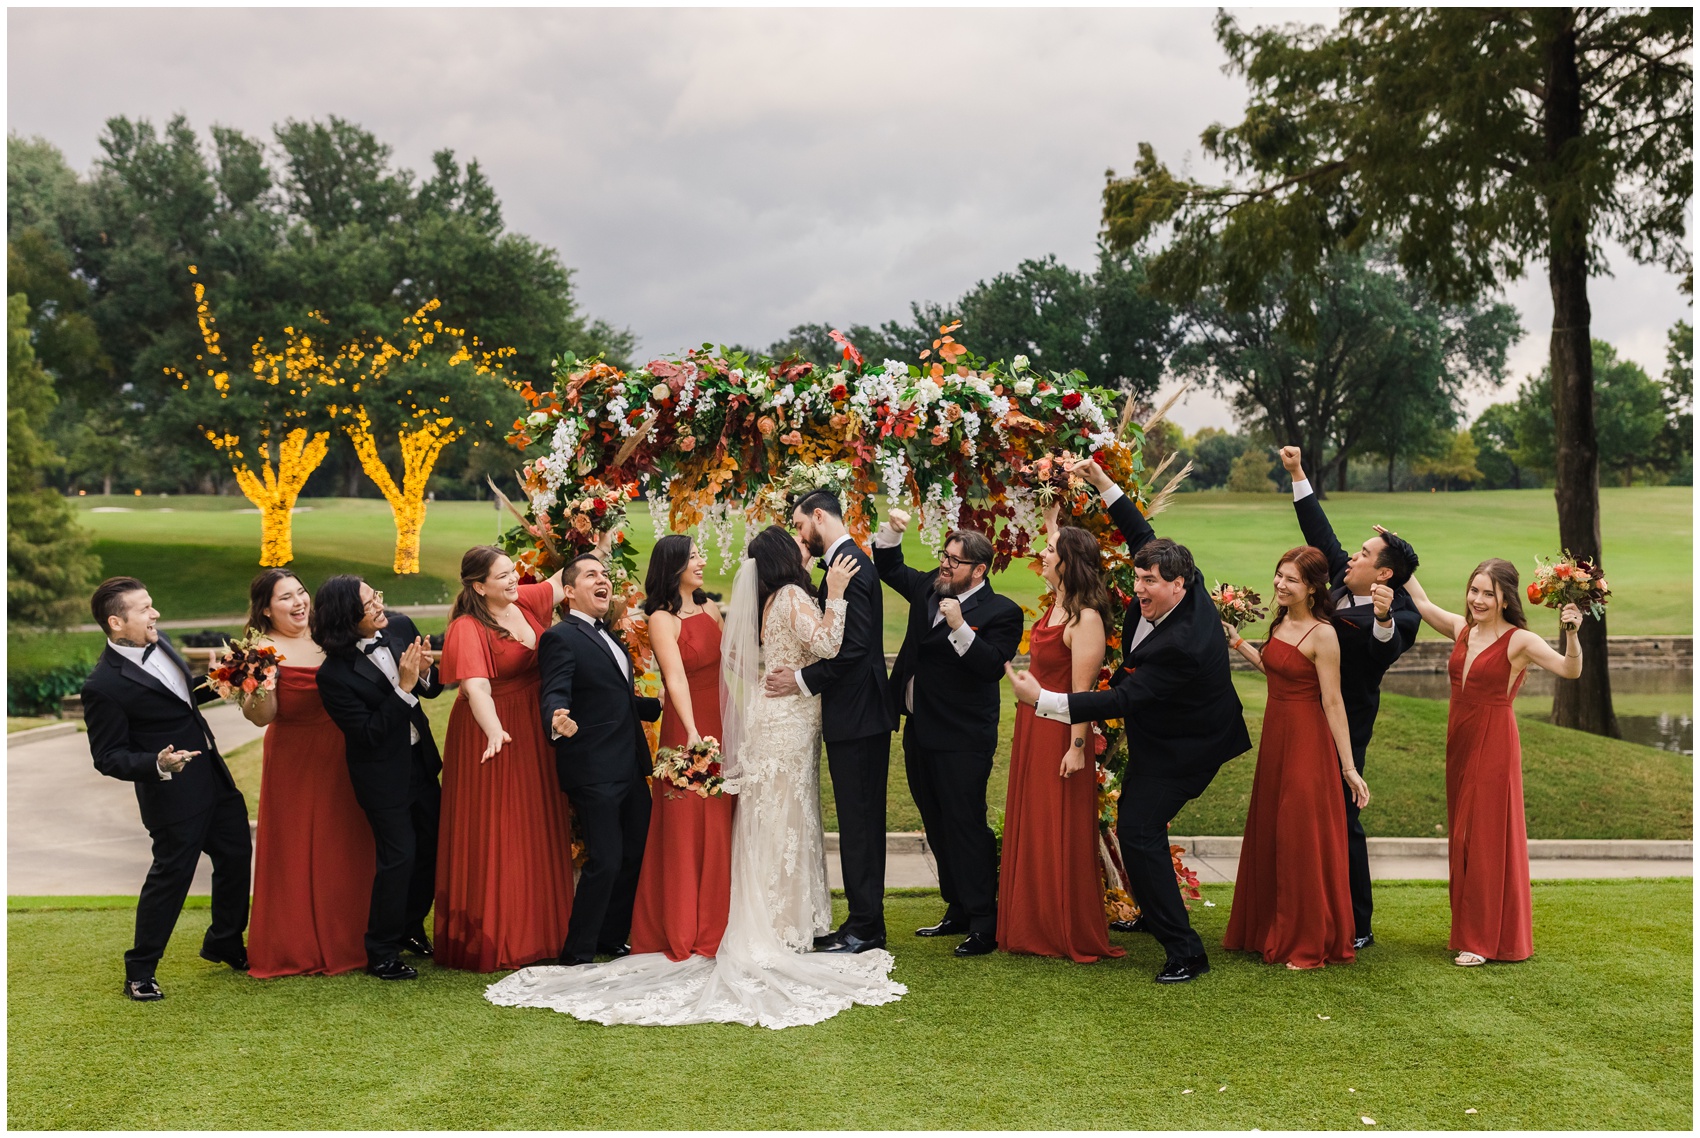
[539,553,662,965]
[763,490,896,954]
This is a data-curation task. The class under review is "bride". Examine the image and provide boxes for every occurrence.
[485,524,905,1028]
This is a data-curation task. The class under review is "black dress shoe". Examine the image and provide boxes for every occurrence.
[813,928,849,949]
[953,932,997,957]
[124,978,164,1001]
[402,931,434,957]
[367,957,418,980]
[556,954,593,967]
[821,932,886,954]
[1110,917,1152,935]
[199,943,249,971]
[916,917,970,938]
[1353,933,1375,950]
[599,944,632,960]
[1155,954,1211,984]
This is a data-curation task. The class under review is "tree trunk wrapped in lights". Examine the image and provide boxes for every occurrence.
[343,408,462,574]
[177,269,342,567]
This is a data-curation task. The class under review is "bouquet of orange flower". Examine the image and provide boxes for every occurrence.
[652,737,727,799]
[1527,552,1611,620]
[1211,581,1268,631]
[201,630,282,701]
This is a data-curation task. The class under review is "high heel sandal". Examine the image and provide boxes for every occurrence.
[1453,951,1487,967]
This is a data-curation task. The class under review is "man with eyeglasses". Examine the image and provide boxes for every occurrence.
[873,512,1024,958]
[313,575,443,981]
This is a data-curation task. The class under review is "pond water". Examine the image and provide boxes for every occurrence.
[1379,666,1693,755]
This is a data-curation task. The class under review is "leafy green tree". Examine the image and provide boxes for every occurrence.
[1657,320,1692,482]
[1413,429,1485,490]
[7,294,100,627]
[1101,8,1691,736]
[1188,427,1249,489]
[1471,402,1531,490]
[1514,339,1671,486]
[1227,447,1280,492]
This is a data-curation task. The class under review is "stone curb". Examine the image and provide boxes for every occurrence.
[823,832,1692,860]
[6,722,82,746]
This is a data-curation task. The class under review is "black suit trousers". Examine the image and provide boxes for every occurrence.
[1116,767,1217,962]
[562,775,651,960]
[902,721,997,935]
[125,787,251,981]
[358,749,441,964]
[1344,741,1372,938]
[825,732,891,939]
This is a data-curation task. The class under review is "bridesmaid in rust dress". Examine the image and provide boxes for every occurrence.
[436,546,572,972]
[630,535,734,960]
[242,569,376,978]
[1404,561,1583,966]
[997,505,1123,963]
[1224,546,1368,970]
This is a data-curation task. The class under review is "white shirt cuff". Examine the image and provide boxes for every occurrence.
[1292,477,1312,501]
[1100,484,1124,507]
[947,623,976,655]
[1036,689,1072,723]
[398,690,419,707]
[1372,614,1395,641]
[872,525,902,549]
[156,758,173,781]
[794,670,811,698]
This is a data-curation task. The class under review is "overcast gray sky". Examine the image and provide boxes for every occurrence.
[9,5,1691,430]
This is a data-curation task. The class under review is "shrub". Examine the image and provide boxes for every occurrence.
[8,653,98,717]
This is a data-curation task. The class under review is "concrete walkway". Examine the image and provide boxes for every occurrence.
[9,712,1690,896]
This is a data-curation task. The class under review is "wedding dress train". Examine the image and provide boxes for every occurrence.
[484,579,905,1029]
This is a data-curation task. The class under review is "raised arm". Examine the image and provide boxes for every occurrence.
[1066,456,1154,558]
[797,554,875,693]
[1510,604,1584,680]
[1281,446,1348,579]
[1309,625,1369,808]
[1401,576,1466,642]
[871,508,933,598]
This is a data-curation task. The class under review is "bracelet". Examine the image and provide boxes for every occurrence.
[1231,636,1244,649]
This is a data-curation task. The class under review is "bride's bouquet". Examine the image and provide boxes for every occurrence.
[1210,581,1268,631]
[1527,551,1612,620]
[653,737,728,799]
[201,630,282,701]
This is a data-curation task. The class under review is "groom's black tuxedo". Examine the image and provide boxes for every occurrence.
[1064,492,1251,964]
[82,634,251,982]
[539,611,662,961]
[316,611,443,965]
[1293,490,1420,939]
[875,539,1023,937]
[797,536,896,942]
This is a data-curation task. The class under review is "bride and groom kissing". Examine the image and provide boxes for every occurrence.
[492,488,1019,1027]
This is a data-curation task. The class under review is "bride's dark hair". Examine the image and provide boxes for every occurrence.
[749,525,813,641]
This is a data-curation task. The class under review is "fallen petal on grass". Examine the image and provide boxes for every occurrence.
[1182,1089,1194,1095]
[1318,1014,1331,1020]
[1465,1108,1478,1115]
[1361,1117,1377,1126]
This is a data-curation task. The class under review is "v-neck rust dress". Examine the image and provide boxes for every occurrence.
[435,583,575,971]
[1444,630,1533,962]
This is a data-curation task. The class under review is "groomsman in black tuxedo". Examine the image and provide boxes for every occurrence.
[1007,458,1251,984]
[539,553,662,965]
[312,576,444,981]
[763,490,897,954]
[81,577,252,1001]
[1279,446,1421,949]
[873,513,1024,957]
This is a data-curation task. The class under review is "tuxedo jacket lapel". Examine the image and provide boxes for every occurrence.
[351,650,394,693]
[572,617,629,678]
[110,651,181,705]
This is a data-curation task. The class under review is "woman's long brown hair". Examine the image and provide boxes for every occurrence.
[449,545,515,640]
[1053,525,1114,631]
[1463,557,1528,630]
[1267,545,1336,640]
[245,568,306,636]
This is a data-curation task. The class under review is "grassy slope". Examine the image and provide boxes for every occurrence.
[6,882,1690,1130]
[223,672,1692,840]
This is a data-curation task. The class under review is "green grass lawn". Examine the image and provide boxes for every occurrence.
[223,673,1691,840]
[7,881,1690,1129]
[66,486,1693,640]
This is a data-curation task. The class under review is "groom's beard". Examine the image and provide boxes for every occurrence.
[933,575,973,599]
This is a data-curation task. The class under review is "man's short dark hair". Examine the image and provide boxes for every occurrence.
[945,529,994,568]
[1132,538,1195,584]
[91,577,147,630]
[562,552,605,588]
[1376,532,1419,588]
[792,490,843,520]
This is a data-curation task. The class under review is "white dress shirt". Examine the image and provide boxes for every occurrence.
[357,636,422,745]
[1292,479,1394,642]
[793,533,856,698]
[108,639,196,778]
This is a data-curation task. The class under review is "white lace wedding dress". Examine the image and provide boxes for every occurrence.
[484,581,905,1029]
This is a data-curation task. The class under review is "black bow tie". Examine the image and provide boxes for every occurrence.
[141,642,159,663]
[362,638,386,655]
[594,620,610,635]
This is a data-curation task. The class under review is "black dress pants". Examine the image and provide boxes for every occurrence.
[1344,741,1372,939]
[358,750,442,965]
[562,775,651,960]
[825,732,891,939]
[126,787,252,982]
[903,721,998,936]
[1116,767,1218,963]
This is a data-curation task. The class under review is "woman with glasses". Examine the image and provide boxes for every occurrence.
[434,545,574,971]
[997,502,1125,963]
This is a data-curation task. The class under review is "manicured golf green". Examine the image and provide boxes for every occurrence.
[6,881,1690,1129]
